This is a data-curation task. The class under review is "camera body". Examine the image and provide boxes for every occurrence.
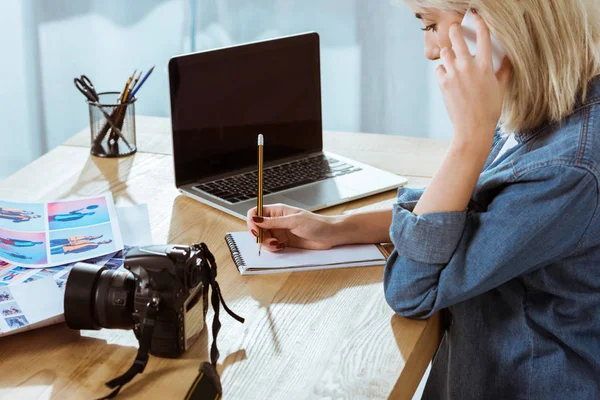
[64,244,207,358]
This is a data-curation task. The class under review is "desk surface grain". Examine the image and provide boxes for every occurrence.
[0,116,449,400]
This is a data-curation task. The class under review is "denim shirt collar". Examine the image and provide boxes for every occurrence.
[515,122,551,145]
[514,74,600,145]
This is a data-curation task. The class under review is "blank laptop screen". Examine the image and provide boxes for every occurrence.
[169,32,323,187]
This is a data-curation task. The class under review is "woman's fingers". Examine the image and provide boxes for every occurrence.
[246,207,262,237]
[247,204,301,220]
[247,204,296,233]
[448,24,471,60]
[440,47,456,72]
[248,204,301,231]
[251,214,298,230]
[246,204,301,252]
[261,230,289,252]
[472,11,493,66]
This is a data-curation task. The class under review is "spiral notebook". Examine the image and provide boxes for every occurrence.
[224,232,387,275]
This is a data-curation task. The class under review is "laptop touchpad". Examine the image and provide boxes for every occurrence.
[281,180,359,209]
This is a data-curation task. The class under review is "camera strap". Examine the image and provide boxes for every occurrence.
[98,297,160,400]
[184,243,245,400]
[97,243,243,400]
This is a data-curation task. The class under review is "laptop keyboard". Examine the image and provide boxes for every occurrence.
[193,154,362,204]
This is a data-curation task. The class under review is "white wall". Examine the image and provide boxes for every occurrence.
[37,0,185,150]
[0,2,43,179]
[0,0,454,180]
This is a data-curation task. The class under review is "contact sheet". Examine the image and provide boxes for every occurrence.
[0,194,123,268]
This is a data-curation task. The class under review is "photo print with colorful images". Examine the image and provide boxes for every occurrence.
[48,222,116,264]
[0,200,45,232]
[115,245,135,259]
[0,302,22,317]
[48,196,109,231]
[37,266,62,276]
[22,274,45,284]
[56,270,70,280]
[0,228,47,265]
[0,288,14,302]
[0,267,27,285]
[5,315,28,329]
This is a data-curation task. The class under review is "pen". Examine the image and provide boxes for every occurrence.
[257,134,264,256]
[128,65,155,101]
[129,71,142,97]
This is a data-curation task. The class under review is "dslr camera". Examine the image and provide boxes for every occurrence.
[64,242,243,398]
[64,244,207,357]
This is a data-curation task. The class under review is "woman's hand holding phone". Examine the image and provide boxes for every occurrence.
[413,10,512,216]
[437,10,512,156]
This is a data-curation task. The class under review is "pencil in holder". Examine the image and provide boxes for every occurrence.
[88,92,137,157]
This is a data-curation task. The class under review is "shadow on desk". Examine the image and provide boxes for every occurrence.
[167,195,389,360]
[0,319,245,399]
[0,324,138,399]
[58,154,136,204]
[116,335,246,399]
[167,195,384,303]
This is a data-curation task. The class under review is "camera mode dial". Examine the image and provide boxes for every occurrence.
[168,245,189,262]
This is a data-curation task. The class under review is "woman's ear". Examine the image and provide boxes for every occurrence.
[496,57,513,91]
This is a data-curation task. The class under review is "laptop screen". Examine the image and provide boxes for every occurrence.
[169,32,323,187]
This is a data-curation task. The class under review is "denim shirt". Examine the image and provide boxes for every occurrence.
[384,75,600,400]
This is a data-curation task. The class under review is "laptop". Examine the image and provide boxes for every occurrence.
[168,32,407,220]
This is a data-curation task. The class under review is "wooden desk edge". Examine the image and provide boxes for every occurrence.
[388,313,442,400]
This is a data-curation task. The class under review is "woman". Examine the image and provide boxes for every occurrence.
[247,1,600,398]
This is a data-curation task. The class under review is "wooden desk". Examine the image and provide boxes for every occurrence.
[0,117,450,400]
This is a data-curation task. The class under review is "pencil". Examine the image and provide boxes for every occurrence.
[110,70,136,143]
[129,71,143,96]
[257,134,264,256]
[120,70,136,103]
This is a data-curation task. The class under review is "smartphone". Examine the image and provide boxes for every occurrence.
[460,10,507,72]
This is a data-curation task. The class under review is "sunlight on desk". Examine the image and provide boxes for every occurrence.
[79,329,139,348]
[0,116,449,400]
[0,377,54,400]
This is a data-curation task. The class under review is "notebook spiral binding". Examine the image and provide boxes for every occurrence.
[225,234,246,270]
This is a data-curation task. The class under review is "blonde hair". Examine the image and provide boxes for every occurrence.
[403,0,600,133]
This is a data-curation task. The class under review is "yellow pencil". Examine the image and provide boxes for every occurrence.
[120,70,136,103]
[257,134,264,256]
[110,70,136,142]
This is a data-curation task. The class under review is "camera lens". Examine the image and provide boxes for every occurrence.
[64,262,136,330]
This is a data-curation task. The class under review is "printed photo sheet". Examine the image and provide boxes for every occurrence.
[0,194,123,268]
[0,246,136,337]
[0,203,152,337]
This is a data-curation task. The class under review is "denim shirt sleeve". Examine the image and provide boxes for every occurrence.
[384,165,598,319]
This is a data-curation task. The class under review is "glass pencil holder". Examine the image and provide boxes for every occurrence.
[88,91,137,158]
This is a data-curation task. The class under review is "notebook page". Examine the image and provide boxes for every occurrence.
[227,232,385,269]
[241,260,385,275]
